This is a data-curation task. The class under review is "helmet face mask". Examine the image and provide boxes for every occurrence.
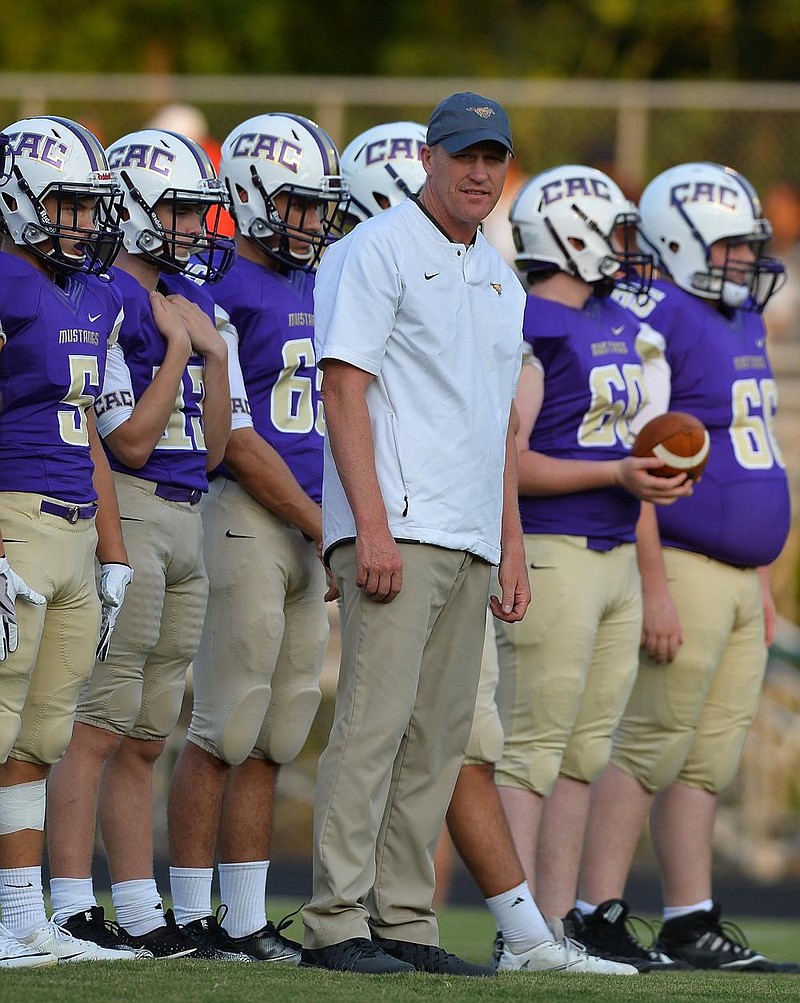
[221,113,349,271]
[107,129,235,282]
[1,116,123,277]
[510,165,652,299]
[339,121,427,227]
[638,162,785,312]
[0,132,13,188]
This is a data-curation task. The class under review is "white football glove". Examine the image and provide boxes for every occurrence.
[96,563,134,662]
[0,555,46,661]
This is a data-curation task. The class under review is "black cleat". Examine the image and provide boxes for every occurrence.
[60,906,153,959]
[225,919,301,963]
[183,911,253,961]
[120,908,196,959]
[655,901,800,972]
[300,937,415,974]
[576,899,689,972]
[372,934,497,976]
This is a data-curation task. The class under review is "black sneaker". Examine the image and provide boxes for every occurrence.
[655,901,800,972]
[372,935,497,976]
[578,899,690,972]
[225,915,302,964]
[120,908,196,959]
[183,912,253,962]
[301,937,415,974]
[60,906,153,959]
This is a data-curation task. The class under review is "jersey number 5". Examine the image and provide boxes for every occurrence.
[58,355,100,447]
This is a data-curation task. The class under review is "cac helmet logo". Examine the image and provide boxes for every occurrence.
[669,182,739,210]
[108,144,177,179]
[9,133,69,171]
[229,133,302,175]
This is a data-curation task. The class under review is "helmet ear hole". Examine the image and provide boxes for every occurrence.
[669,240,680,253]
[236,183,250,205]
[2,192,16,212]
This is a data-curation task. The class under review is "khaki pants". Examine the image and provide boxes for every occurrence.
[0,491,100,766]
[612,548,766,794]
[303,542,491,949]
[188,478,327,765]
[76,473,208,741]
[496,535,642,795]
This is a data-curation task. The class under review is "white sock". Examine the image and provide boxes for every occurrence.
[169,867,213,925]
[49,877,97,924]
[218,860,268,939]
[486,880,551,951]
[0,866,47,937]
[662,899,713,922]
[575,898,598,917]
[112,878,165,936]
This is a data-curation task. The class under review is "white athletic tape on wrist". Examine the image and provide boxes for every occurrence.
[0,779,46,834]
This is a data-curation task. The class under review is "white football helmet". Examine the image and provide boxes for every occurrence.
[340,121,427,225]
[0,116,122,276]
[637,162,785,311]
[106,129,234,282]
[510,164,651,298]
[220,113,349,270]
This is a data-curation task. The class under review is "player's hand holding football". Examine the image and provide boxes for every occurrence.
[615,456,693,505]
[0,555,46,660]
[165,294,227,360]
[96,563,134,662]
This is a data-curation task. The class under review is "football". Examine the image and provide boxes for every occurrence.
[632,411,710,480]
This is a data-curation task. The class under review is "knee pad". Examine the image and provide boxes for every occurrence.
[0,779,46,834]
[464,708,504,766]
[261,688,322,764]
[561,734,613,785]
[613,728,696,795]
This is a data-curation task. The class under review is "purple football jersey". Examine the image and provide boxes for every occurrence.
[95,269,217,494]
[518,294,647,546]
[210,257,323,503]
[623,279,790,567]
[0,251,123,503]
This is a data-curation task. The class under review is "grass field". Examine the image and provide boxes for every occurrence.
[1,897,798,1003]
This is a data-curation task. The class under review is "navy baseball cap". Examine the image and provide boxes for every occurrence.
[426,92,513,155]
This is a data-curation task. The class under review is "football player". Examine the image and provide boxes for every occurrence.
[167,112,346,961]
[0,115,142,964]
[45,128,250,959]
[578,162,798,972]
[491,165,692,972]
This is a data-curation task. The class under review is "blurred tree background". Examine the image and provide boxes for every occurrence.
[3,0,800,79]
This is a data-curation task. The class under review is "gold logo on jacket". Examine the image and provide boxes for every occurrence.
[490,282,503,296]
